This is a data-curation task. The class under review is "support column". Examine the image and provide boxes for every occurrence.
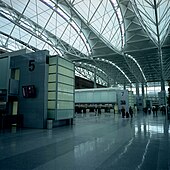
[123,83,126,90]
[107,76,110,87]
[154,0,166,105]
[159,48,165,91]
[158,47,166,105]
[94,67,97,88]
[145,82,148,99]
[136,82,141,111]
[142,83,145,98]
[142,83,146,108]
[136,82,139,96]
[130,83,132,92]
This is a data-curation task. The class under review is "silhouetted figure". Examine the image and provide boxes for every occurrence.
[94,108,98,116]
[129,106,133,118]
[126,112,129,118]
[155,106,158,116]
[121,106,125,118]
[162,106,166,115]
[148,107,151,114]
[143,107,147,114]
[152,107,155,116]
[98,108,101,115]
[83,108,86,116]
[114,104,118,114]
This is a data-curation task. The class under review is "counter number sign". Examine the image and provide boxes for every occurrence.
[29,60,35,72]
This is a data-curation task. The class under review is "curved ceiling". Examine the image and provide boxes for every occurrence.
[68,0,124,51]
[0,0,169,87]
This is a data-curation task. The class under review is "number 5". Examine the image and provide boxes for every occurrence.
[29,60,35,71]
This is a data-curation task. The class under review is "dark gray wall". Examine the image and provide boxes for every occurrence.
[0,57,9,89]
[0,49,31,92]
[10,50,49,128]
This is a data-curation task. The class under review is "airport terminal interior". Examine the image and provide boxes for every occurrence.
[0,0,170,169]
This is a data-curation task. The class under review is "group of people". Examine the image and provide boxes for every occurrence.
[121,106,133,118]
[147,106,158,116]
[144,105,166,116]
[94,107,101,116]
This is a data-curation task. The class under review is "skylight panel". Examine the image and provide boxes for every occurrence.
[134,0,170,44]
[11,26,32,42]
[5,0,29,13]
[75,3,89,20]
[73,0,123,51]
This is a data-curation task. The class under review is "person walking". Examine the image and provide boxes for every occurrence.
[152,106,155,116]
[121,106,125,118]
[129,106,133,118]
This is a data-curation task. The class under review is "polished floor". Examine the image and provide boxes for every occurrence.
[0,112,170,170]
